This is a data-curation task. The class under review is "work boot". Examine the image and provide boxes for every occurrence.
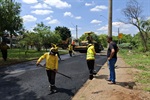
[89,74,93,80]
[93,70,97,75]
[50,85,57,93]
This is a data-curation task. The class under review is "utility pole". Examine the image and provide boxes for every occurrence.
[108,0,112,37]
[76,25,78,39]
[118,28,120,44]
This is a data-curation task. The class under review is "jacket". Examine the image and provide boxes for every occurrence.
[37,52,58,70]
[68,44,73,51]
[86,45,96,60]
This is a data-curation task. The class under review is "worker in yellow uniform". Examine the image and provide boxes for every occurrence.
[68,44,73,57]
[36,48,58,93]
[86,44,96,80]
[51,43,61,60]
[0,42,10,61]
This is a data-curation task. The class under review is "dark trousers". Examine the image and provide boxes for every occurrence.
[87,60,95,74]
[69,51,72,57]
[46,70,56,85]
[108,58,117,83]
[1,50,7,61]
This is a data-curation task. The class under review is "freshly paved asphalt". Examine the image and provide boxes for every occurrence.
[0,52,107,100]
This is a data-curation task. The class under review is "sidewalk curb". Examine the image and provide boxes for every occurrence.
[72,62,108,100]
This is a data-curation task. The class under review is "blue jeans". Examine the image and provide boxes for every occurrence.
[108,58,117,83]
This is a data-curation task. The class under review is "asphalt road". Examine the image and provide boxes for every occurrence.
[0,52,107,100]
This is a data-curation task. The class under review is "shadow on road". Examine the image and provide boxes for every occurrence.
[0,76,38,100]
[48,87,75,96]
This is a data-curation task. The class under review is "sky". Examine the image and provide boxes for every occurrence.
[15,0,150,38]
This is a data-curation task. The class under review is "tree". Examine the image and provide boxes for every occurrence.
[42,32,61,51]
[0,0,23,48]
[32,22,61,51]
[141,19,150,50]
[19,31,36,50]
[118,34,133,43]
[98,34,107,48]
[55,26,71,41]
[122,0,149,51]
[33,22,51,51]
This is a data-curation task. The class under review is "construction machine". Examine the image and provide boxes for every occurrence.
[73,32,103,53]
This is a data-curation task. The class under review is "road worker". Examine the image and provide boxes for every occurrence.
[0,42,10,61]
[68,44,74,57]
[87,33,93,44]
[86,44,96,80]
[36,48,58,93]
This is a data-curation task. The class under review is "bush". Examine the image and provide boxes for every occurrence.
[118,43,133,49]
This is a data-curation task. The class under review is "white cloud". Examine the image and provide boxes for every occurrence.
[48,19,59,24]
[112,22,124,27]
[97,25,108,31]
[22,15,37,23]
[91,19,101,24]
[31,3,51,9]
[44,17,52,21]
[64,12,74,17]
[69,27,75,31]
[75,16,81,19]
[85,1,95,6]
[147,16,150,20]
[85,3,91,6]
[28,25,37,32]
[120,29,129,33]
[44,0,71,9]
[64,12,81,19]
[22,0,38,4]
[85,3,92,6]
[90,5,107,12]
[112,22,132,28]
[31,10,53,15]
[45,16,59,24]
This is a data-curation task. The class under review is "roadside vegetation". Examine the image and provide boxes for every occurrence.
[0,49,68,67]
[119,49,150,92]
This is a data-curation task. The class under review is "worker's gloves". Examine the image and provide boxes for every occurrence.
[36,63,39,66]
[53,69,57,72]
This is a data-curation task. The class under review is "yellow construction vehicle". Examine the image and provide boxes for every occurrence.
[73,32,103,53]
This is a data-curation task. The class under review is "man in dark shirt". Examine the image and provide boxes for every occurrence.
[107,36,119,84]
[87,34,93,44]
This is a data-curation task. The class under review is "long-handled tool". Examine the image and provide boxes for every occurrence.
[37,64,72,80]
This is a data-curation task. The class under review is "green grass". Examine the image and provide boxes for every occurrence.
[119,49,150,92]
[0,48,68,67]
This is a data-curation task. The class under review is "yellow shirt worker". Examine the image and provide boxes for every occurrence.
[36,48,58,93]
[68,44,73,57]
[86,44,96,80]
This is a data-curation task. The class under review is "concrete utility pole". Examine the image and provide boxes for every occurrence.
[118,28,120,44]
[76,25,78,39]
[108,0,112,37]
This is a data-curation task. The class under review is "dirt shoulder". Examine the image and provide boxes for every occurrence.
[72,55,150,100]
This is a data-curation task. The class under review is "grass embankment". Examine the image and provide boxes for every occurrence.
[119,49,150,92]
[0,49,68,67]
